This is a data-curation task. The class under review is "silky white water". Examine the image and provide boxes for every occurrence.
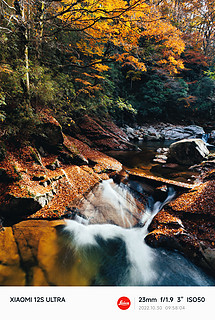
[61,179,215,286]
[75,179,142,227]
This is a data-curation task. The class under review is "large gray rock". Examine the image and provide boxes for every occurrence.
[168,139,209,166]
[183,125,205,136]
[161,125,205,141]
[123,124,205,142]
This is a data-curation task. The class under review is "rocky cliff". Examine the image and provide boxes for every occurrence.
[0,111,127,226]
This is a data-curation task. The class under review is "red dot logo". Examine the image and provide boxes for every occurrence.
[117,297,131,310]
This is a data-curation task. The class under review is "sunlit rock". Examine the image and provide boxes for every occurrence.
[167,138,209,165]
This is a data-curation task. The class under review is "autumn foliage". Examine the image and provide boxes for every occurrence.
[56,0,185,74]
[1,0,215,124]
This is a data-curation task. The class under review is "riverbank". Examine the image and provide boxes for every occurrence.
[121,122,215,143]
[0,113,125,226]
[1,117,215,284]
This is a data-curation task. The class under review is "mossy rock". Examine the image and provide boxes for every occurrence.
[34,121,64,152]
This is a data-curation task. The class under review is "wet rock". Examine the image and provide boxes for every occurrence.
[0,227,26,285]
[207,152,215,160]
[153,148,169,164]
[203,170,215,182]
[154,154,168,162]
[146,179,215,275]
[153,158,166,164]
[112,169,129,184]
[157,147,169,154]
[145,228,215,274]
[190,160,215,176]
[201,247,215,272]
[153,185,170,202]
[71,180,146,228]
[167,139,209,166]
[163,163,179,169]
[0,220,66,285]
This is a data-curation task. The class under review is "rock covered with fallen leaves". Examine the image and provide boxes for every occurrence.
[67,115,136,151]
[0,113,123,225]
[145,178,215,275]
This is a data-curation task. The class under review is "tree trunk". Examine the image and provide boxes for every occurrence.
[20,0,30,102]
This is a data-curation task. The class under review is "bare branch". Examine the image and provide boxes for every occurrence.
[1,0,16,10]
[0,26,12,33]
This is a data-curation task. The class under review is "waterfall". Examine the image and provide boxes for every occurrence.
[60,180,175,285]
[59,180,215,286]
[140,186,175,229]
[202,133,214,147]
[202,133,209,143]
[72,179,142,228]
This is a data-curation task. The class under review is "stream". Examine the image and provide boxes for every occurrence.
[107,139,215,183]
[1,140,215,286]
[59,179,215,286]
[56,139,215,286]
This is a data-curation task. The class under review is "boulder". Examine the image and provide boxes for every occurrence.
[160,124,204,141]
[75,116,135,150]
[167,139,209,166]
[34,116,64,152]
[122,124,205,142]
[124,126,136,140]
[183,125,205,137]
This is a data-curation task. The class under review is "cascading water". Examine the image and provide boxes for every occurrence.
[202,132,214,147]
[74,179,140,228]
[202,133,209,144]
[59,179,215,286]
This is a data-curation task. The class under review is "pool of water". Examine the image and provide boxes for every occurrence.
[107,140,215,183]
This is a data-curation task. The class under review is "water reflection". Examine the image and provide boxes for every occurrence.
[106,140,206,183]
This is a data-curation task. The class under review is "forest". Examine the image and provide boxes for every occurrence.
[1,0,215,136]
[1,1,215,289]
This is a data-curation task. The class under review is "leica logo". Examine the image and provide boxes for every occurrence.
[117,297,131,310]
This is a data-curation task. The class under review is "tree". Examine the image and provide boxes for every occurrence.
[54,0,185,72]
[0,0,35,102]
[159,0,215,60]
